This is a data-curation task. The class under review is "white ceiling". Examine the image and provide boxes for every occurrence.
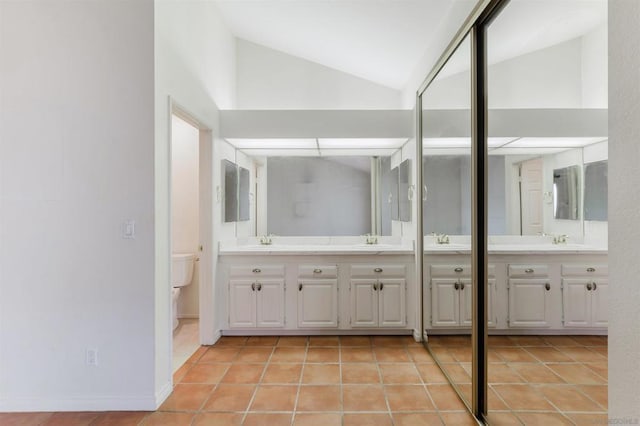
[214,0,606,90]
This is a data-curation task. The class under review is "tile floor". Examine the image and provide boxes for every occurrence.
[428,334,608,425]
[0,335,477,426]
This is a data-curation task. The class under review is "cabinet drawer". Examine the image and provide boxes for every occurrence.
[561,264,608,277]
[299,265,338,278]
[430,264,495,277]
[508,264,549,277]
[351,264,405,278]
[229,265,285,278]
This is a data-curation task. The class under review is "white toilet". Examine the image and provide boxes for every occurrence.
[171,253,195,330]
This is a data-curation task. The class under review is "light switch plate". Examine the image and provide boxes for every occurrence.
[123,220,135,239]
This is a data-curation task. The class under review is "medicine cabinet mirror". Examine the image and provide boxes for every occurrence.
[584,160,608,221]
[553,165,581,220]
[222,160,250,223]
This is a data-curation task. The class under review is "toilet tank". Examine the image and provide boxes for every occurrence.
[171,253,195,287]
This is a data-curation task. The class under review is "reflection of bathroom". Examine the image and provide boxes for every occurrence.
[170,114,200,370]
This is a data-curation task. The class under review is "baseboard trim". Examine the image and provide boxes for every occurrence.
[221,329,414,336]
[413,329,422,342]
[154,381,173,409]
[0,393,160,412]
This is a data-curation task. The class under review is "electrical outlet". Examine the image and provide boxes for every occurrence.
[86,349,98,366]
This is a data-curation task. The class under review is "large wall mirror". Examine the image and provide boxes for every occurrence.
[584,159,608,221]
[222,159,251,223]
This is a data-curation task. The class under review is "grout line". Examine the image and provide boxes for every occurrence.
[240,342,275,424]
[291,338,309,425]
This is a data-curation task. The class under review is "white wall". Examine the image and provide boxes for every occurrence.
[609,0,640,419]
[0,0,156,410]
[171,116,200,318]
[582,25,608,108]
[155,0,235,402]
[236,39,401,109]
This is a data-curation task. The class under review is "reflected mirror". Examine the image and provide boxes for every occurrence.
[584,160,608,221]
[222,159,238,223]
[398,159,411,222]
[553,165,581,220]
[238,166,250,222]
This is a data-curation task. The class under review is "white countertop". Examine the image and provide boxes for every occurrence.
[424,243,608,255]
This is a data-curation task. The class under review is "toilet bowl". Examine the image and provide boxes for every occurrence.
[171,253,195,330]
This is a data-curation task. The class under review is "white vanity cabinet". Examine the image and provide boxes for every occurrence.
[349,265,406,328]
[228,265,285,328]
[507,264,551,328]
[297,265,339,328]
[562,264,608,328]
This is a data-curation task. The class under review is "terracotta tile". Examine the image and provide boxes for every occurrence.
[42,413,100,426]
[492,384,555,411]
[192,412,242,426]
[306,347,339,362]
[416,363,448,384]
[341,347,375,362]
[379,363,422,384]
[199,346,240,363]
[371,335,407,346]
[342,362,381,384]
[590,346,608,356]
[235,347,273,363]
[277,336,308,346]
[302,363,340,384]
[488,336,519,346]
[90,412,150,426]
[509,336,548,346]
[215,336,247,346]
[221,364,264,384]
[484,412,523,426]
[509,364,565,384]
[539,384,602,411]
[494,347,537,363]
[488,363,525,383]
[374,347,411,362]
[246,336,279,346]
[173,363,193,383]
[201,384,255,411]
[524,347,573,363]
[430,335,471,346]
[566,413,609,425]
[393,413,443,426]
[487,386,510,411]
[343,413,392,426]
[340,336,372,346]
[243,413,292,426]
[262,363,303,384]
[186,346,209,363]
[308,336,340,346]
[385,385,434,411]
[296,385,342,411]
[560,346,607,362]
[447,346,473,362]
[250,385,297,411]
[578,385,608,409]
[181,363,229,384]
[428,347,456,362]
[407,347,434,363]
[546,363,606,385]
[426,384,468,410]
[584,362,608,380]
[342,384,387,411]
[439,363,471,383]
[271,347,306,363]
[438,412,477,426]
[159,384,214,411]
[572,335,607,346]
[541,336,581,346]
[140,412,195,426]
[0,412,54,426]
[293,413,342,426]
[458,383,472,405]
[488,349,505,362]
[515,412,573,426]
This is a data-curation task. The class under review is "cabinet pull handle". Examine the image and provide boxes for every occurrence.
[592,282,597,291]
[373,283,378,291]
[587,267,596,272]
[460,282,465,290]
[251,283,256,291]
[454,282,459,290]
[313,268,322,274]
[374,268,383,273]
[586,282,593,291]
[379,283,384,291]
[454,267,463,273]
[525,268,534,274]
[252,268,261,273]
[545,283,551,291]
[257,283,262,291]
[298,283,303,291]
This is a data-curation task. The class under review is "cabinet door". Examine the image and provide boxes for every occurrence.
[562,279,591,327]
[431,278,460,327]
[229,280,256,328]
[591,279,608,327]
[298,279,338,328]
[508,279,550,328]
[350,279,378,327]
[460,279,496,327]
[256,279,285,328]
[378,279,406,327]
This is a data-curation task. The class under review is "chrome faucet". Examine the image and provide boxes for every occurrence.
[552,234,568,245]
[436,233,450,245]
[364,233,378,245]
[259,234,274,245]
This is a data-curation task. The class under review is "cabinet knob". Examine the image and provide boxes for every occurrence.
[373,283,378,291]
[592,282,597,291]
[454,267,463,273]
[587,267,596,272]
[298,283,303,291]
[454,282,460,290]
[586,282,593,291]
[313,269,322,274]
[252,268,261,273]
[257,283,262,291]
[545,283,551,291]
[379,283,384,291]
[251,283,256,291]
[460,282,465,290]
[525,268,534,274]
[374,268,383,273]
